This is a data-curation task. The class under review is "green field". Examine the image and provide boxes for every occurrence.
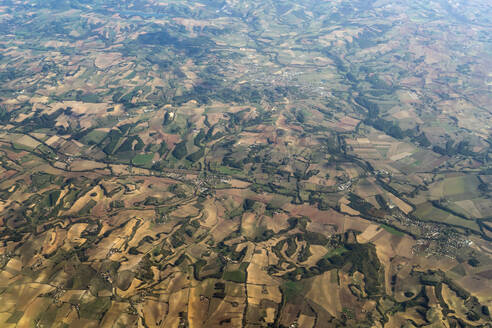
[324,247,349,258]
[132,153,154,167]
[413,202,480,232]
[281,281,305,302]
[81,130,107,145]
[430,175,480,201]
[380,224,405,236]
[223,263,248,283]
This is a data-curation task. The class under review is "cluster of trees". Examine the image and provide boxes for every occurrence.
[101,129,123,155]
[171,140,187,160]
[0,105,11,123]
[355,96,410,140]
[18,108,68,133]
[186,147,204,163]
[118,135,144,152]
[354,95,479,159]
[432,139,471,157]
[315,243,384,297]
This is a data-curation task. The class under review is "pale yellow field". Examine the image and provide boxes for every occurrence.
[70,160,107,171]
[306,270,341,317]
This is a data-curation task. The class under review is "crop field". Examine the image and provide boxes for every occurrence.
[429,175,481,200]
[413,202,481,232]
[0,0,490,326]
